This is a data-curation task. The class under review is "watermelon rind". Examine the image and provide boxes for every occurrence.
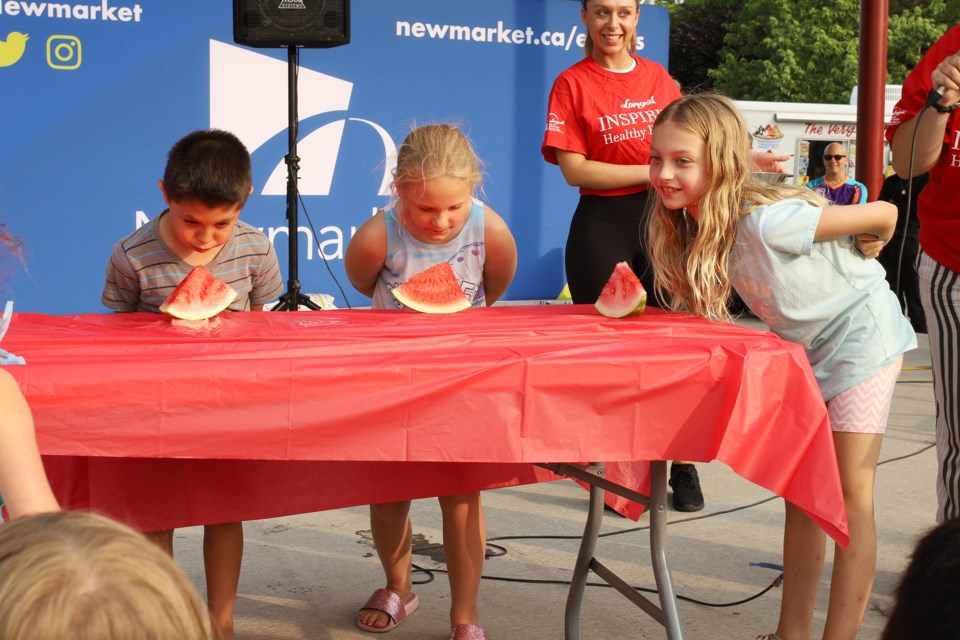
[159,265,239,321]
[390,262,471,314]
[595,261,648,318]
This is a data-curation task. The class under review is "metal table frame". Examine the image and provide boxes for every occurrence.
[541,461,683,640]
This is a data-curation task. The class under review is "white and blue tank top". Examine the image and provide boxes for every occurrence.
[371,198,487,310]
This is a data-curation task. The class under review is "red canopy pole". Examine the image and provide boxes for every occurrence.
[856,0,889,201]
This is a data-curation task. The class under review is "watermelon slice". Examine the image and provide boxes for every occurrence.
[595,262,647,318]
[390,262,471,314]
[159,265,239,320]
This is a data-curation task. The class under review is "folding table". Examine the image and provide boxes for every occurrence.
[3,306,847,638]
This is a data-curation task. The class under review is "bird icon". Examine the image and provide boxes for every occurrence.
[0,32,29,67]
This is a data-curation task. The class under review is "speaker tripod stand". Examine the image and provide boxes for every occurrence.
[273,45,321,311]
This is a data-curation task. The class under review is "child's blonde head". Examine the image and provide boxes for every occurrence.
[647,93,825,322]
[0,511,214,640]
[392,123,483,201]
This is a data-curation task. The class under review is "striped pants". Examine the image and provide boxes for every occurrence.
[918,250,960,522]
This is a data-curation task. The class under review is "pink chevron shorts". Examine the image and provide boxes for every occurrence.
[827,355,903,434]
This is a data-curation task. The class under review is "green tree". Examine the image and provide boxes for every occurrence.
[663,0,959,103]
[665,0,737,92]
[887,1,955,82]
[709,0,861,103]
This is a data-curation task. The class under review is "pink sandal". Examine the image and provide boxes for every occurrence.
[356,588,419,633]
[449,623,488,639]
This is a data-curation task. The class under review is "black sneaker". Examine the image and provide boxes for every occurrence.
[669,463,704,512]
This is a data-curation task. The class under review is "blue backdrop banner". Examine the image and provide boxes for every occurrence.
[0,0,669,313]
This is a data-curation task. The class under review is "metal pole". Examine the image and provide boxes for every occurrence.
[856,0,890,201]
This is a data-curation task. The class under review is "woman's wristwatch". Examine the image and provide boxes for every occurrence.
[931,98,960,113]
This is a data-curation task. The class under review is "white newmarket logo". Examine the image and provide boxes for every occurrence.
[209,40,394,197]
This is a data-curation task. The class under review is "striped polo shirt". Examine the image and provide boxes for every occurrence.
[101,211,284,313]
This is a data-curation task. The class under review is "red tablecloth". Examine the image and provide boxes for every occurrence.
[3,305,846,544]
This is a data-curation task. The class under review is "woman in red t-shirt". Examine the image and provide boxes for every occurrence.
[541,0,787,516]
[541,0,708,513]
[542,0,679,307]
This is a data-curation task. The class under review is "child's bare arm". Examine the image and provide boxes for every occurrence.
[344,211,388,298]
[481,206,518,305]
[814,201,897,244]
[0,369,59,518]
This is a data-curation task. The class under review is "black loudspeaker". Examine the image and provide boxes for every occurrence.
[233,0,349,49]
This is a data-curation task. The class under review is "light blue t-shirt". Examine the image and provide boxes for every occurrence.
[371,198,487,310]
[729,199,916,400]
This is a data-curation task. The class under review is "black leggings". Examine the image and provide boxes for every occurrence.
[564,191,661,306]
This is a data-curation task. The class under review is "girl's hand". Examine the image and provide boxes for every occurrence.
[854,233,886,259]
[749,150,790,174]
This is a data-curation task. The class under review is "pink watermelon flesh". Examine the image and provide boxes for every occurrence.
[391,262,471,314]
[159,265,239,320]
[595,261,647,318]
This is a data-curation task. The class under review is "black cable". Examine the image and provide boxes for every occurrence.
[891,89,936,303]
[284,48,354,310]
[410,560,784,608]
[297,191,353,309]
[403,438,935,608]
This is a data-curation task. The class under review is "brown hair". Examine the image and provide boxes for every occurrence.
[162,129,252,208]
[0,511,214,640]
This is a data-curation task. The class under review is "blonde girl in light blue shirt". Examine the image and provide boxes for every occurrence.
[645,93,916,640]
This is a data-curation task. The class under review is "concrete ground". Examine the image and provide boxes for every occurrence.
[171,321,939,640]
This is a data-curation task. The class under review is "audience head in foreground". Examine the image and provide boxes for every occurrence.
[0,510,214,640]
[881,517,960,639]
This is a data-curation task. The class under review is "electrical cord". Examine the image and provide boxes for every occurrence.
[297,191,354,309]
[405,426,936,608]
[890,86,942,303]
[284,48,355,310]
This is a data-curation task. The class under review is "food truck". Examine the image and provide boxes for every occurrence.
[736,85,901,186]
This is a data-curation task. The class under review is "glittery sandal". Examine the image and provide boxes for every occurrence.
[356,588,419,633]
[449,623,488,640]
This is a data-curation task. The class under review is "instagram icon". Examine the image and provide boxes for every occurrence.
[47,35,81,70]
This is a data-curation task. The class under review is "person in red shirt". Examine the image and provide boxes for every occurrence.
[541,0,784,512]
[886,25,960,524]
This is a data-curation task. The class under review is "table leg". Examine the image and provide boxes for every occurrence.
[649,460,684,640]
[545,461,685,639]
[564,464,606,640]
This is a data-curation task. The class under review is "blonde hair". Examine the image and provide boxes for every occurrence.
[581,0,640,58]
[391,123,484,204]
[0,511,214,640]
[646,93,828,322]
